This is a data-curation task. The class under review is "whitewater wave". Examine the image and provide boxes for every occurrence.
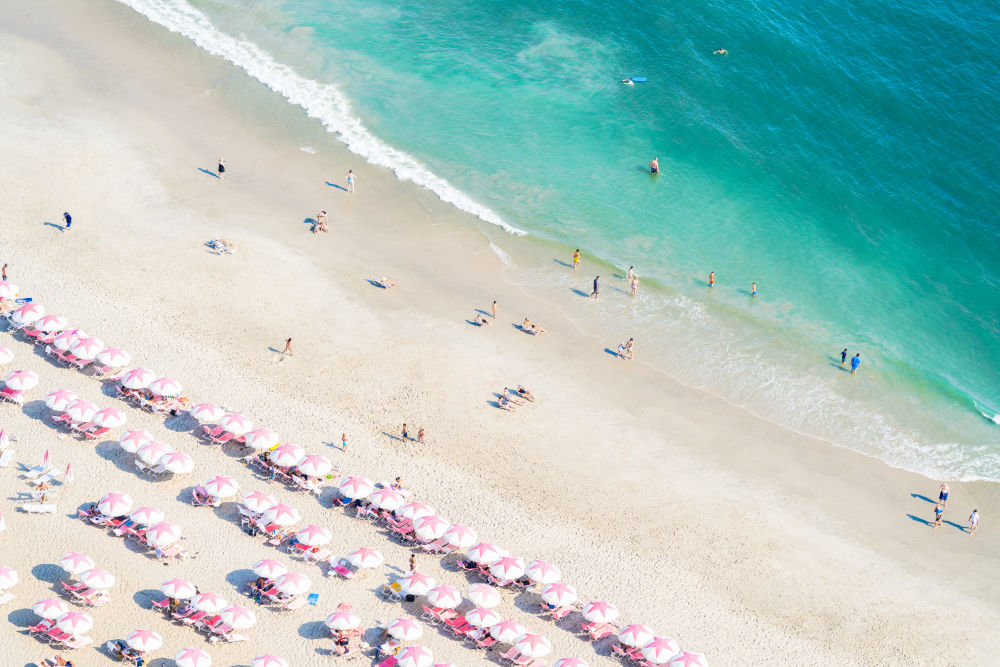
[114,0,526,236]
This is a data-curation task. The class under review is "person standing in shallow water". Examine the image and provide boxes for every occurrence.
[708,271,715,288]
[850,352,861,375]
[573,249,581,270]
[591,275,600,300]
[841,349,848,366]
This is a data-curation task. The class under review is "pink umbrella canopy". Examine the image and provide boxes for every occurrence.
[45,389,78,411]
[346,547,384,569]
[619,624,656,647]
[10,303,44,326]
[219,412,252,435]
[490,619,528,643]
[242,490,278,513]
[0,565,18,589]
[295,454,332,477]
[244,428,279,450]
[271,443,305,467]
[79,568,115,590]
[668,653,707,667]
[33,598,69,620]
[250,656,287,667]
[130,507,164,525]
[146,522,182,547]
[582,601,619,624]
[96,347,131,368]
[443,523,477,548]
[397,645,434,667]
[554,659,589,667]
[399,572,436,596]
[465,607,502,628]
[191,592,228,613]
[0,345,13,364]
[338,476,374,500]
[98,491,134,517]
[0,280,19,299]
[55,610,94,635]
[137,440,173,465]
[190,403,224,422]
[490,556,526,581]
[203,475,240,498]
[41,449,51,469]
[467,543,503,564]
[325,610,361,630]
[642,637,681,664]
[175,647,213,667]
[221,605,258,629]
[126,628,164,652]
[541,582,577,607]
[0,429,7,451]
[121,367,156,389]
[262,503,301,527]
[295,524,332,547]
[93,407,127,428]
[397,501,434,520]
[369,487,405,511]
[4,369,39,391]
[160,578,198,599]
[69,336,104,360]
[66,398,99,422]
[252,559,288,579]
[413,514,450,541]
[59,552,96,575]
[426,585,462,609]
[149,376,183,397]
[514,633,553,658]
[526,560,561,585]
[275,572,312,596]
[161,451,196,474]
[34,314,68,332]
[53,330,83,352]
[119,429,154,453]
[64,463,74,485]
[466,583,502,609]
[388,617,424,641]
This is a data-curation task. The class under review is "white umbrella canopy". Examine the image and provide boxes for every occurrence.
[137,440,173,465]
[4,369,39,391]
[59,552,95,575]
[466,583,501,609]
[668,653,707,667]
[526,560,561,585]
[121,367,156,389]
[0,565,17,589]
[203,475,240,498]
[242,490,278,513]
[338,476,374,500]
[271,443,305,467]
[79,568,115,590]
[467,543,503,564]
[0,345,13,364]
[398,573,436,596]
[34,314,68,332]
[126,628,164,652]
[275,572,311,596]
[490,556,526,581]
[443,523,477,548]
[490,619,527,643]
[0,280,19,299]
[219,412,252,435]
[33,597,69,620]
[346,548,384,569]
[45,389,77,411]
[146,522,182,548]
[175,647,213,667]
[191,592,228,614]
[295,525,332,547]
[129,507,165,525]
[161,451,195,474]
[10,303,45,326]
[554,659,589,667]
[425,585,462,609]
[119,429,154,454]
[93,407,127,428]
[53,330,83,352]
[55,610,94,635]
[541,582,577,607]
[413,514,450,541]
[582,601,619,624]
[96,347,131,368]
[388,617,423,641]
[514,633,553,658]
[98,492,134,517]
[642,637,681,664]
[160,578,198,599]
[252,559,288,579]
[397,645,434,667]
[465,607,502,628]
[262,503,301,527]
[618,624,655,648]
[244,428,279,450]
[69,336,104,360]
[66,398,99,422]
[295,454,333,477]
[190,403,224,422]
[325,610,361,630]
[220,605,257,629]
[148,376,183,397]
[397,502,434,520]
[250,656,286,667]
[369,487,405,511]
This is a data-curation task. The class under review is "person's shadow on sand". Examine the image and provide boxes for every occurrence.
[553,259,573,268]
[42,222,65,232]
[604,347,621,358]
[381,431,405,442]
[906,513,934,527]
[198,168,221,179]
[570,288,590,298]
[325,181,348,191]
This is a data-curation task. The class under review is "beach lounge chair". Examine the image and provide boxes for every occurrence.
[29,619,55,635]
[1,386,24,404]
[331,560,356,579]
[151,597,171,611]
[182,610,208,626]
[210,430,235,445]
[61,635,93,650]
[84,426,111,440]
[52,413,74,427]
[376,658,398,667]
[201,425,224,440]
[0,591,15,606]
[21,464,50,480]
[551,604,574,620]
[157,545,190,560]
[45,627,73,645]
[583,622,616,641]
[498,647,521,664]
[0,449,14,468]
[280,596,308,611]
[61,581,87,595]
[304,548,332,563]
[213,630,248,643]
[377,581,403,600]
[19,503,57,514]
[29,470,62,486]
[71,421,96,435]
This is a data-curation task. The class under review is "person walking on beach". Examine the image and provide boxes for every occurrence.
[409,554,417,573]
[751,282,757,297]
[625,337,634,360]
[850,352,861,375]
[340,433,348,452]
[631,275,639,297]
[627,266,634,283]
[417,427,425,444]
[63,212,72,231]
[708,271,715,288]
[401,423,409,440]
[217,157,226,180]
[939,482,950,506]
[346,169,356,193]
[491,300,497,319]
[933,503,944,529]
[573,249,581,270]
[281,338,293,356]
[591,275,600,300]
[968,509,980,535]
[1,264,7,280]
[841,349,848,366]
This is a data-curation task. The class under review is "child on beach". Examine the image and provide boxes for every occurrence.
[401,423,409,440]
[417,427,425,444]
[346,169,356,193]
[573,249,581,269]
[934,503,944,528]
[341,433,347,452]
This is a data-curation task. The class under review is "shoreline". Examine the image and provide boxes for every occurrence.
[1,1,999,665]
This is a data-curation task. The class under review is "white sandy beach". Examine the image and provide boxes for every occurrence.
[1,2,1000,666]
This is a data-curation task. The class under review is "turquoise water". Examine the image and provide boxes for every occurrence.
[120,0,1000,479]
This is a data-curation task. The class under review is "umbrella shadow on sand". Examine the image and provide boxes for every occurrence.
[19,399,48,424]
[31,563,64,584]
[226,568,256,593]
[133,588,163,610]
[298,619,328,640]
[7,606,34,629]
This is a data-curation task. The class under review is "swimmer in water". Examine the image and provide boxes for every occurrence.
[650,157,659,174]
[713,48,728,56]
[622,77,635,86]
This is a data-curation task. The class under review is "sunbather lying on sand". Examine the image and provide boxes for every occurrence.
[503,387,524,405]
[522,318,546,335]
[208,237,235,253]
[498,395,516,411]
[375,277,398,288]
[474,314,491,326]
[516,385,535,401]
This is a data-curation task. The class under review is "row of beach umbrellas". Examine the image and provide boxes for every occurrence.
[95,492,184,547]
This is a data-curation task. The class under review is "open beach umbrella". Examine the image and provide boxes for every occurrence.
[244,428,279,450]
[41,449,51,469]
[325,610,361,630]
[161,451,196,474]
[582,601,619,624]
[262,503,301,526]
[0,566,16,589]
[119,429,154,453]
[250,656,286,667]
[347,547,384,569]
[98,491,134,517]
[59,552,95,575]
[93,407,127,428]
[130,507,165,525]
[146,522,182,547]
[490,619,527,643]
[0,280,19,299]
[190,403,224,422]
[397,501,434,520]
[126,628,164,652]
[10,303,44,326]
[490,556,526,581]
[541,582,577,607]
[338,476,374,500]
[554,659,589,667]
[619,624,655,648]
[369,487,405,511]
[0,429,7,451]
[275,572,312,596]
[33,598,69,620]
[295,524,332,547]
[399,572,436,596]
[0,345,13,364]
[53,330,83,352]
[443,523,477,549]
[514,633,553,658]
[56,610,94,635]
[414,514,450,541]
[466,583,501,609]
[4,369,38,391]
[389,617,423,641]
[467,543,503,564]
[175,647,212,667]
[397,645,434,667]
[121,367,156,389]
[219,412,252,435]
[642,637,681,664]
[191,591,228,614]
[295,454,333,477]
[34,314,68,332]
[220,605,257,629]
[66,398,99,422]
[668,653,707,667]
[466,607,502,628]
[69,336,104,360]
[426,585,462,609]
[526,560,561,585]
[79,568,115,590]
[252,559,287,579]
[204,475,239,498]
[149,376,182,397]
[271,443,305,467]
[96,347,131,368]
[242,490,277,513]
[137,440,173,465]
[161,578,198,599]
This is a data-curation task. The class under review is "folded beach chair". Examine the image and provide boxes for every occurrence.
[0,450,14,468]
[29,470,63,486]
[19,503,57,514]
[21,464,49,480]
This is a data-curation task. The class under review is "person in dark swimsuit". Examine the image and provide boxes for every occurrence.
[218,157,226,180]
[650,157,659,174]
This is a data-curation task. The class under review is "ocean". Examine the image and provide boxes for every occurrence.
[116,0,1000,480]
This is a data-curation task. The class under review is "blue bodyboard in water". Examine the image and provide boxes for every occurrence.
[629,77,647,82]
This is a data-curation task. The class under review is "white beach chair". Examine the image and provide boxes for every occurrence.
[0,450,13,468]
[19,503,56,514]
[29,470,63,486]
[0,591,16,606]
[20,465,50,480]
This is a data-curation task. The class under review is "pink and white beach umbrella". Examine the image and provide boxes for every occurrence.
[130,507,165,525]
[346,547,384,569]
[619,624,655,648]
[369,487,405,511]
[466,583,501,609]
[389,617,423,641]
[96,347,131,368]
[515,633,553,658]
[413,514,450,541]
[242,490,277,513]
[146,522,182,547]
[41,449,51,469]
[490,556,526,581]
[33,598,69,620]
[149,376,182,397]
[126,628,164,652]
[397,645,434,667]
[295,524,332,547]
[642,637,680,664]
[443,523,477,549]
[64,463,74,485]
[175,647,213,667]
[161,578,198,599]
[250,656,286,667]
[119,429,154,453]
[0,345,13,364]
[66,398,99,422]
[582,601,619,624]
[0,565,17,589]
[541,582,577,607]
[399,572,436,596]
[0,429,7,450]
[295,454,333,477]
[244,428,279,450]
[204,475,240,498]
[325,610,361,630]
[10,303,44,326]
[221,605,257,630]
[190,403,224,422]
[397,502,435,520]
[93,407,127,428]
[467,543,503,564]
[0,280,19,299]
[161,451,195,474]
[79,568,115,590]
[137,440,173,465]
[526,560,561,585]
[191,592,228,614]
[490,619,527,643]
[4,369,38,391]
[465,607,502,628]
[338,476,374,500]
[69,337,104,360]
[668,652,707,667]
[98,491,134,517]
[56,611,94,635]
[554,659,589,667]
[426,585,462,609]
[59,552,96,575]
[34,314,68,332]
[121,367,156,389]
[219,412,252,435]
[53,330,82,352]
[263,503,301,526]
[271,443,305,467]
[275,572,312,596]
[252,559,288,579]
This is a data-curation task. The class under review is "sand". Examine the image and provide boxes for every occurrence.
[1,1,999,666]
